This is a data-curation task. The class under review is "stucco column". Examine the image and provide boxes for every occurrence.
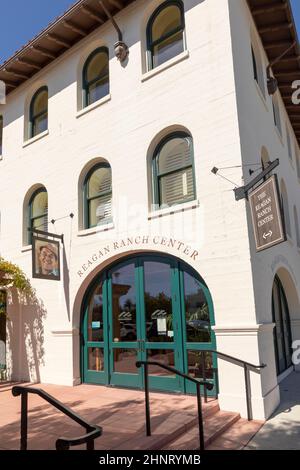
[213,323,279,420]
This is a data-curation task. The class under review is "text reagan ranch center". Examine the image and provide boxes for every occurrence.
[77,235,200,277]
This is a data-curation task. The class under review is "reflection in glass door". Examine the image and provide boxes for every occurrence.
[108,260,142,388]
[141,259,182,392]
[82,278,109,384]
[181,270,217,394]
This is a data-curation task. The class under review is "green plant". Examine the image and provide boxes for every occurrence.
[0,257,34,299]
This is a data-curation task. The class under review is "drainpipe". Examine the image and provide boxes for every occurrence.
[98,0,129,62]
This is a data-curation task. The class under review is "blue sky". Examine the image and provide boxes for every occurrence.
[0,0,300,64]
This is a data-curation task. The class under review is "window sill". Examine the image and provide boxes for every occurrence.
[148,199,199,220]
[141,50,189,83]
[76,94,111,118]
[23,130,49,148]
[21,245,32,253]
[77,221,114,237]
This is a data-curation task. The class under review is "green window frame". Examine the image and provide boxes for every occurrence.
[84,163,112,229]
[152,132,196,209]
[29,87,48,139]
[146,0,185,70]
[82,47,109,108]
[0,115,3,155]
[28,187,48,244]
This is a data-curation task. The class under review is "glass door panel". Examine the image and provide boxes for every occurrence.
[83,279,109,384]
[141,258,182,392]
[109,260,142,388]
[181,269,217,395]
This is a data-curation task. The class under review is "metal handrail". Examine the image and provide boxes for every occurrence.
[136,360,214,451]
[205,349,266,371]
[200,350,266,421]
[12,386,102,450]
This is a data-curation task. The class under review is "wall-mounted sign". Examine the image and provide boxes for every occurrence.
[249,175,286,252]
[32,236,61,281]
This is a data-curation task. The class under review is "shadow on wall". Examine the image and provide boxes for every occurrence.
[6,289,47,383]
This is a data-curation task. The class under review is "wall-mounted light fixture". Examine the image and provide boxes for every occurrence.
[99,0,129,63]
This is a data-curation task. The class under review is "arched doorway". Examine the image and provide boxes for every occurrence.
[272,275,292,375]
[81,254,217,394]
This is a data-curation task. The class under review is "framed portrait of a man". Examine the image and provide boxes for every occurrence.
[32,236,60,281]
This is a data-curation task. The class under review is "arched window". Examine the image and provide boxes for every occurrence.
[272,95,281,134]
[286,125,293,162]
[294,206,300,248]
[272,275,292,375]
[152,132,196,208]
[82,48,109,108]
[281,180,291,238]
[251,43,265,96]
[29,87,48,139]
[0,115,3,155]
[28,188,48,244]
[84,163,112,228]
[147,0,185,70]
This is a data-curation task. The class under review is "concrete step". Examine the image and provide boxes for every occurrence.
[115,399,220,451]
[163,410,241,450]
[206,418,264,450]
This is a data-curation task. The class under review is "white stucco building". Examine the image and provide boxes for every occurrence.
[0,0,300,421]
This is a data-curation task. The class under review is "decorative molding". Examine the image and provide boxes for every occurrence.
[213,323,275,336]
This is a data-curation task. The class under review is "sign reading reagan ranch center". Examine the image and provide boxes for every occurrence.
[77,236,199,277]
[249,175,286,252]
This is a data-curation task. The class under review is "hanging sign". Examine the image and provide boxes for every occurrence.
[32,236,61,281]
[249,175,286,252]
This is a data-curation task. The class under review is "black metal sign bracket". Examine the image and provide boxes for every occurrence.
[234,159,280,201]
[28,228,64,244]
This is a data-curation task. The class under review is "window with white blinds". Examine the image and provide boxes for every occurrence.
[29,188,48,244]
[85,164,112,228]
[153,133,196,208]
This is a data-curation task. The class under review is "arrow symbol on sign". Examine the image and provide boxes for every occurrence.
[263,231,273,240]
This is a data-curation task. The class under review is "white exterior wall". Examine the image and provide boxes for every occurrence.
[229,0,300,419]
[1,0,296,419]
